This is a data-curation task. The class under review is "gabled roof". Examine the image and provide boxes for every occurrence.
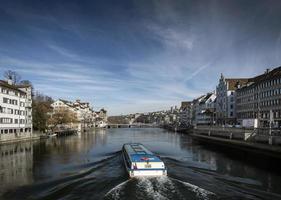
[225,78,249,90]
[199,93,214,105]
[237,66,281,91]
[58,99,72,105]
[249,66,281,83]
[180,101,192,110]
[100,108,107,113]
[0,80,26,94]
[192,95,206,103]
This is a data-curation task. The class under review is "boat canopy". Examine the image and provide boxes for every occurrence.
[124,143,162,162]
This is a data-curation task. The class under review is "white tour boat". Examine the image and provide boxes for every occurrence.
[122,143,167,177]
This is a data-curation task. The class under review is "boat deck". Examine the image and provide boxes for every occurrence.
[124,143,161,162]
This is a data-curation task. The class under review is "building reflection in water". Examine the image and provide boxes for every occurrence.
[0,142,33,194]
[179,134,280,193]
[31,129,108,181]
[0,129,108,195]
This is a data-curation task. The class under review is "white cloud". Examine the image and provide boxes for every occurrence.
[147,24,195,51]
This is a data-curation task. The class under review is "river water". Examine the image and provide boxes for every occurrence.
[0,128,281,200]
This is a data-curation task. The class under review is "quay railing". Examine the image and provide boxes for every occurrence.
[193,126,281,145]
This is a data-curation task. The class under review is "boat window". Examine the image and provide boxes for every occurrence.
[124,150,131,168]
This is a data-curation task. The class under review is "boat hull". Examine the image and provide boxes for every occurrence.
[129,169,167,177]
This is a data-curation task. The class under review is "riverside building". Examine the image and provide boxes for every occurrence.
[51,99,107,128]
[0,79,32,142]
[196,92,216,126]
[179,101,193,127]
[236,67,281,127]
[215,74,248,125]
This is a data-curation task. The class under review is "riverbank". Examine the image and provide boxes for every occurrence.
[161,124,192,133]
[0,129,78,145]
[192,134,281,159]
[0,134,41,145]
[161,124,281,160]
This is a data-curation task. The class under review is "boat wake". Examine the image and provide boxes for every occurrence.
[104,176,216,200]
[2,153,127,200]
[104,179,131,199]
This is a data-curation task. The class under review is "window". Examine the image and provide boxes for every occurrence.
[0,118,13,124]
[7,108,13,114]
[3,97,8,103]
[1,88,8,94]
[12,100,18,105]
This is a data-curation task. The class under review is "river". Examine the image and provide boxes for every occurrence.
[0,128,281,200]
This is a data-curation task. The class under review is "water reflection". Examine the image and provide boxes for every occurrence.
[0,142,33,194]
[0,128,281,200]
[178,133,281,195]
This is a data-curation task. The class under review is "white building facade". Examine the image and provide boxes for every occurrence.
[216,74,248,125]
[195,93,216,126]
[0,80,32,142]
[51,99,107,129]
[236,67,281,127]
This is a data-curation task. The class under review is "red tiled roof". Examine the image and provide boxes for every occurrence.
[225,78,249,90]
[180,101,192,110]
[249,66,281,83]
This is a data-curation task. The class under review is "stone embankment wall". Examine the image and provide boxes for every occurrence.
[193,126,281,145]
[0,130,41,144]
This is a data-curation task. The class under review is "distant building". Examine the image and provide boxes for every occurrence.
[236,67,281,127]
[192,95,206,126]
[216,74,248,125]
[0,79,32,142]
[51,99,107,129]
[94,108,108,127]
[196,92,216,126]
[179,101,193,127]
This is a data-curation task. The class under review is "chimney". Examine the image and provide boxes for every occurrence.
[265,68,270,74]
[7,78,13,85]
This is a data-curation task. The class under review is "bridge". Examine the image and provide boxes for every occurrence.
[106,123,159,129]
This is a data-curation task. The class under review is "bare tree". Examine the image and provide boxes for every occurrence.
[4,70,21,84]
[20,80,32,86]
[47,108,78,132]
[32,92,54,132]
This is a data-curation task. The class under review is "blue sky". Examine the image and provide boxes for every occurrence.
[0,0,281,115]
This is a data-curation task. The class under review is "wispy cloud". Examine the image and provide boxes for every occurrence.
[1,0,281,115]
[148,24,195,51]
[47,44,80,59]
